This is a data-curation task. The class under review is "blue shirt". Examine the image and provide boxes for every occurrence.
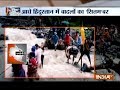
[52,34,59,44]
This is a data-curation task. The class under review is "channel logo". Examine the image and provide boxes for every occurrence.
[95,74,114,80]
[6,7,20,16]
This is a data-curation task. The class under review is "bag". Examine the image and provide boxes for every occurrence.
[81,63,88,72]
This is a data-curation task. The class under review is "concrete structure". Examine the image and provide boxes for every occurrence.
[77,0,120,6]
[0,0,94,6]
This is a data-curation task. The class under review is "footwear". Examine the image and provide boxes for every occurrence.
[74,62,78,65]
[66,61,69,64]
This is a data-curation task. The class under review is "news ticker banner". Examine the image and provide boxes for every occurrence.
[1,7,120,16]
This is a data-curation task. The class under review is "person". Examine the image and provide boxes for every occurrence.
[104,28,110,41]
[31,45,36,52]
[35,44,42,68]
[77,38,91,70]
[40,42,45,68]
[74,31,82,49]
[27,51,39,78]
[64,32,71,48]
[12,64,25,77]
[66,45,79,64]
[51,32,59,51]
[27,45,36,64]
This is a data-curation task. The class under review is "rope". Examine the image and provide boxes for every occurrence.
[0,65,12,76]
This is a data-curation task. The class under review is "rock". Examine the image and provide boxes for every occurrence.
[117,52,120,58]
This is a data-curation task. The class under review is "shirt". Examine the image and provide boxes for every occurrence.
[35,48,42,64]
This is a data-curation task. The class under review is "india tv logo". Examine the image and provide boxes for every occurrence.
[6,7,20,16]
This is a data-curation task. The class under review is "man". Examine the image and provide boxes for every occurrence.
[64,32,71,48]
[12,64,25,77]
[76,38,91,70]
[40,42,45,68]
[35,44,42,68]
[74,31,82,49]
[51,32,59,51]
[66,45,79,64]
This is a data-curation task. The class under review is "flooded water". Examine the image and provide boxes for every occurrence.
[4,28,94,79]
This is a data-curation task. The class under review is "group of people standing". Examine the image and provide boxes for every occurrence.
[27,43,45,77]
[51,29,93,68]
[12,42,45,78]
[51,30,82,51]
[65,31,93,68]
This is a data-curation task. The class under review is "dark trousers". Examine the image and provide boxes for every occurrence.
[78,50,91,69]
[41,55,44,68]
